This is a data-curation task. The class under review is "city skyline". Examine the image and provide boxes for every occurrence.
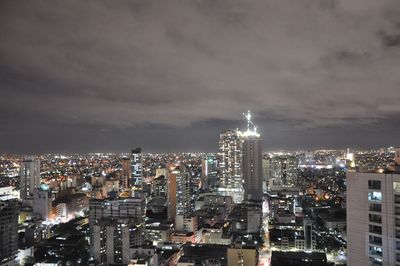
[2,0,400,153]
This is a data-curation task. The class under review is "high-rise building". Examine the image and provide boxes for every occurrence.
[201,155,219,191]
[167,165,194,231]
[242,111,263,202]
[175,167,192,231]
[167,169,176,222]
[20,158,41,201]
[33,188,52,221]
[130,148,142,188]
[303,218,314,251]
[263,155,298,188]
[89,197,144,265]
[121,157,131,189]
[0,195,19,266]
[218,130,243,203]
[347,170,400,266]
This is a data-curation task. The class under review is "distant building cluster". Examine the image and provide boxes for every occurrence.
[1,112,400,265]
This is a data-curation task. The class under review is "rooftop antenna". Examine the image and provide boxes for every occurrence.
[243,110,256,133]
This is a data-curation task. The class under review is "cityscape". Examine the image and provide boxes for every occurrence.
[1,111,399,265]
[2,1,400,266]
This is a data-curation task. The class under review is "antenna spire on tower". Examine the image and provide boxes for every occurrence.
[242,110,259,136]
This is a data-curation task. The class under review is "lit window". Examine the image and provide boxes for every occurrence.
[394,182,400,193]
[368,192,382,202]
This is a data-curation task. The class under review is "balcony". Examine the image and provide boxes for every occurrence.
[369,214,382,224]
[369,236,382,246]
[369,203,381,213]
[369,225,382,235]
[395,195,400,204]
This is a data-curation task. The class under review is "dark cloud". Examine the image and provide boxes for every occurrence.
[1,0,400,153]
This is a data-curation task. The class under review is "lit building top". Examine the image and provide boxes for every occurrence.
[240,110,260,138]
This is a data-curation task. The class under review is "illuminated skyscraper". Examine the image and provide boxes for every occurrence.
[130,148,142,188]
[20,158,41,201]
[218,130,243,203]
[242,111,263,202]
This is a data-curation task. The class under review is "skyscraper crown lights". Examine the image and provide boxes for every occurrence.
[240,110,260,137]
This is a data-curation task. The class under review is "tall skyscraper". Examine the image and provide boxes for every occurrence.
[121,157,131,189]
[175,166,192,231]
[167,165,194,231]
[130,148,142,188]
[0,196,19,266]
[347,170,400,266]
[218,129,243,203]
[167,166,177,222]
[20,158,41,201]
[242,111,263,202]
[89,197,144,265]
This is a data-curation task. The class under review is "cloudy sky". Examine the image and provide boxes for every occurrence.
[1,0,400,154]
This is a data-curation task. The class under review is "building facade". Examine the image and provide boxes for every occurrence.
[347,171,400,266]
[218,130,243,203]
[130,148,143,188]
[89,197,144,265]
[0,197,19,266]
[20,158,41,201]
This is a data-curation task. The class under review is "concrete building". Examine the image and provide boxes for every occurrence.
[20,158,41,201]
[89,197,144,265]
[33,188,52,221]
[347,171,400,266]
[0,196,19,266]
[227,247,258,266]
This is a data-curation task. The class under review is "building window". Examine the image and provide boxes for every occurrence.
[369,256,383,266]
[369,235,382,245]
[369,225,382,235]
[369,214,382,223]
[368,192,382,202]
[369,203,381,212]
[368,246,382,256]
[394,182,400,193]
[368,180,381,190]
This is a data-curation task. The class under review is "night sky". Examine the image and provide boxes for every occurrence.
[1,0,400,154]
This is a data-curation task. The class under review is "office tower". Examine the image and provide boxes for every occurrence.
[20,158,41,201]
[218,129,243,203]
[89,197,143,265]
[33,188,52,221]
[121,157,131,189]
[0,196,19,266]
[242,111,263,202]
[130,148,143,188]
[347,170,400,266]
